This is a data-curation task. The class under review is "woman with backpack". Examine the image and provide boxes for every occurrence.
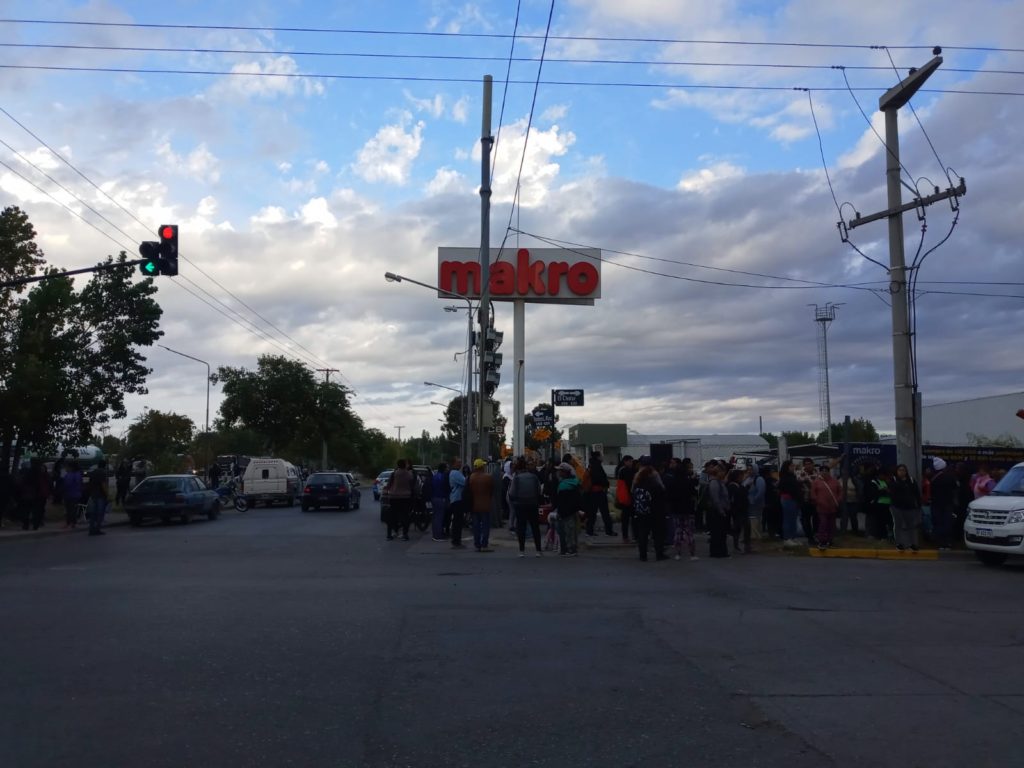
[810,463,842,550]
[631,457,668,562]
[508,457,544,557]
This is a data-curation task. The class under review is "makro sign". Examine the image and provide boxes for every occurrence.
[438,247,601,305]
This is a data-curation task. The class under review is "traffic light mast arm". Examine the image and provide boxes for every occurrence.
[0,258,150,289]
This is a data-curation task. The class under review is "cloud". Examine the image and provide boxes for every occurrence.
[451,96,470,124]
[404,90,445,118]
[541,104,569,122]
[488,119,576,206]
[425,167,468,196]
[678,161,745,192]
[352,117,425,185]
[211,55,325,99]
[156,141,221,183]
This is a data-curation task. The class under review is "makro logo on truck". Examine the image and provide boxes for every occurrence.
[437,247,601,305]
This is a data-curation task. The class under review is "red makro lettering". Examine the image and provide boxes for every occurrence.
[439,249,599,299]
[516,248,546,295]
[439,260,480,295]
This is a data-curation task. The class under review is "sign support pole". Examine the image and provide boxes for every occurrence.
[477,75,493,461]
[512,299,525,457]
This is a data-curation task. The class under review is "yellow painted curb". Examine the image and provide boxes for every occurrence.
[809,547,938,560]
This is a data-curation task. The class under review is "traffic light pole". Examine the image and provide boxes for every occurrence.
[477,74,493,461]
[0,258,148,289]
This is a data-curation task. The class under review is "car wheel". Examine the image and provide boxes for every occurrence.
[301,503,309,512]
[207,506,219,521]
[342,500,351,511]
[181,512,192,524]
[234,497,249,512]
[129,512,142,527]
[975,550,1007,567]
[160,515,171,525]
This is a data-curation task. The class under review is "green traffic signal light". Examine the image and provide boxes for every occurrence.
[139,240,160,276]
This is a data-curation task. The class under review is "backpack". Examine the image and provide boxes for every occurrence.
[633,486,653,517]
[511,473,541,506]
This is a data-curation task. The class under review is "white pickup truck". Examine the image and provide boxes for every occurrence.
[964,462,1024,566]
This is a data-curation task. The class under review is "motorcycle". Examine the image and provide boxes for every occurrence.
[216,478,249,512]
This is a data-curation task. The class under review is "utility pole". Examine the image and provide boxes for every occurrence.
[811,303,841,444]
[477,74,493,461]
[842,49,965,476]
[394,426,405,443]
[316,368,339,470]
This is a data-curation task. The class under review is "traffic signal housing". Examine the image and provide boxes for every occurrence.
[483,327,503,398]
[159,224,178,276]
[138,240,161,276]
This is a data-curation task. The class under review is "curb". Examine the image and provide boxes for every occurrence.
[0,517,131,542]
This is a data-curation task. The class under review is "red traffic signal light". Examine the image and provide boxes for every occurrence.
[158,224,178,276]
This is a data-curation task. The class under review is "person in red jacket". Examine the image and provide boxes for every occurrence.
[810,464,842,550]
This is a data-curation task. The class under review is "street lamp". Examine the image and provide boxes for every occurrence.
[385,271,478,462]
[158,344,211,476]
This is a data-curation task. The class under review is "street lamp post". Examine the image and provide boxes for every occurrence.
[385,271,477,461]
[158,344,211,477]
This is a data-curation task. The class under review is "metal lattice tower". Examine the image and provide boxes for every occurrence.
[812,303,840,443]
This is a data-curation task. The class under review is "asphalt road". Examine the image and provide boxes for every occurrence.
[2,502,1023,768]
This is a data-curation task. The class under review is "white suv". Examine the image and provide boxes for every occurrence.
[964,462,1024,566]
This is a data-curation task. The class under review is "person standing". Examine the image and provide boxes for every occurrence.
[205,461,222,492]
[929,458,957,550]
[61,461,84,529]
[615,455,636,543]
[778,461,803,547]
[890,463,922,552]
[810,463,842,550]
[384,459,415,541]
[727,468,751,554]
[448,459,467,548]
[631,456,668,562]
[509,457,543,557]
[971,464,996,499]
[584,451,616,537]
[746,463,767,543]
[19,458,49,531]
[430,461,449,541]
[555,462,582,556]
[706,462,731,558]
[797,457,818,545]
[467,459,495,552]
[667,457,698,561]
[85,460,109,536]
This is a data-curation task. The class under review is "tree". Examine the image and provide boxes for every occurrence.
[123,410,196,472]
[0,213,162,481]
[816,417,879,444]
[438,394,504,459]
[781,431,816,447]
[524,403,563,452]
[967,432,1024,448]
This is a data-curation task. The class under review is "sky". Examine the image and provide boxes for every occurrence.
[0,0,1021,449]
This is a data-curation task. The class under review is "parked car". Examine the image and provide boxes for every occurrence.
[241,457,300,507]
[124,474,220,526]
[373,470,392,501]
[964,462,1024,566]
[301,472,361,511]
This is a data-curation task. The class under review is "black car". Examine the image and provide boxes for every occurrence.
[124,474,220,526]
[301,472,361,511]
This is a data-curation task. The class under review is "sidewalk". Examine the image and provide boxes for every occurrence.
[0,508,130,541]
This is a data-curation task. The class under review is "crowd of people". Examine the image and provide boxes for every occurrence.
[2,456,116,535]
[382,450,1004,560]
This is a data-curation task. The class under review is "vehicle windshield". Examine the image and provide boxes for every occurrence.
[307,473,344,484]
[135,478,184,493]
[991,466,1024,495]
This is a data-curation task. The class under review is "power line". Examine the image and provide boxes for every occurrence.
[3,19,1022,54]
[490,0,522,183]
[1,62,1021,96]
[3,41,1021,78]
[0,106,335,371]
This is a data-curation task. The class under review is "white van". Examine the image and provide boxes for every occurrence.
[963,462,1024,566]
[242,458,300,507]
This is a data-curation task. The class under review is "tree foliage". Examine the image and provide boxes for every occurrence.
[524,403,563,451]
[0,207,162,479]
[124,410,196,472]
[816,418,879,444]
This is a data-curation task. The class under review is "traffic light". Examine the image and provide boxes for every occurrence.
[137,224,178,276]
[158,224,178,276]
[138,240,161,276]
[483,327,503,398]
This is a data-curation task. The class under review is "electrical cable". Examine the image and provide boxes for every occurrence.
[4,41,1022,78]
[0,105,336,371]
[805,89,889,271]
[881,47,952,184]
[4,19,1024,54]
[0,62,1022,96]
[489,0,521,183]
